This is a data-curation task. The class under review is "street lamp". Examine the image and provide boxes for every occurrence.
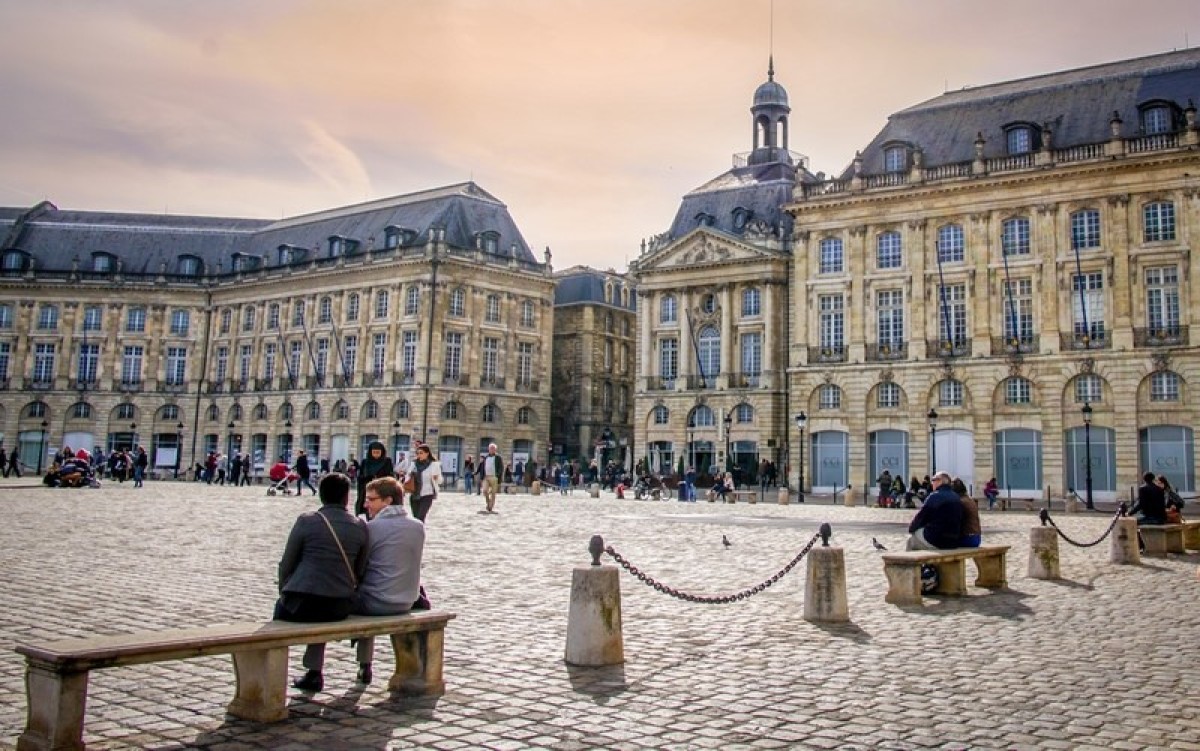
[722,412,733,474]
[794,411,807,503]
[130,422,138,451]
[174,421,184,479]
[36,419,48,475]
[283,419,293,463]
[927,408,939,473]
[1081,402,1095,510]
[227,421,236,458]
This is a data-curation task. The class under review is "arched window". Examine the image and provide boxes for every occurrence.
[482,404,498,423]
[939,379,964,407]
[735,403,754,423]
[1005,377,1032,405]
[71,402,92,419]
[517,406,532,425]
[884,145,908,173]
[653,405,670,424]
[442,401,461,420]
[819,384,842,410]
[1141,104,1173,134]
[660,295,677,323]
[24,401,48,419]
[1006,125,1034,154]
[206,404,219,422]
[688,405,715,427]
[253,403,268,420]
[160,405,180,421]
[364,400,379,419]
[336,402,350,420]
[230,404,243,421]
[280,402,294,421]
[306,402,320,420]
[697,326,720,386]
[396,400,410,419]
[1151,371,1180,402]
[1075,374,1102,403]
[877,382,901,408]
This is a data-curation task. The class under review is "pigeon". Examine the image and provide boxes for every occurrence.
[872,537,888,552]
[722,534,732,548]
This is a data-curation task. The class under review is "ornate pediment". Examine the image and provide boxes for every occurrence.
[636,229,777,272]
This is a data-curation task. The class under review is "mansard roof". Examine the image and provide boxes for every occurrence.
[847,47,1200,177]
[0,181,537,276]
[553,265,635,310]
[663,160,809,247]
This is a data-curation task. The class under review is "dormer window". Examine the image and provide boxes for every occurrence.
[384,225,413,249]
[695,212,716,227]
[732,207,753,232]
[883,145,908,173]
[91,253,116,273]
[1004,124,1037,155]
[328,236,358,258]
[1140,102,1174,134]
[3,250,29,271]
[277,245,304,265]
[476,231,500,254]
[177,255,202,276]
[230,253,257,272]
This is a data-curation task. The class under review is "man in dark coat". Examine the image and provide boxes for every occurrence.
[906,471,964,550]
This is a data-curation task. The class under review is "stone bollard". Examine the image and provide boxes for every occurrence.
[589,483,600,498]
[565,535,624,666]
[1110,517,1140,565]
[843,486,856,507]
[1064,496,1081,513]
[804,524,848,622]
[777,488,789,505]
[1028,526,1061,579]
[531,480,542,496]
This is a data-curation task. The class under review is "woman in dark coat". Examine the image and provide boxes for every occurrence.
[355,440,395,517]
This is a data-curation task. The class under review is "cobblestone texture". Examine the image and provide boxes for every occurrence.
[0,480,1198,750]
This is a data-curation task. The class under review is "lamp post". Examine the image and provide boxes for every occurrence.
[723,412,733,475]
[130,422,138,451]
[1081,402,1095,510]
[927,408,939,473]
[283,419,293,463]
[174,421,184,479]
[227,421,236,459]
[392,420,401,457]
[794,411,807,502]
[36,419,48,475]
[688,427,695,476]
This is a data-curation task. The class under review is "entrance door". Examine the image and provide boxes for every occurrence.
[933,429,975,490]
[331,434,349,463]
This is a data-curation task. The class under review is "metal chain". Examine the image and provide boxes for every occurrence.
[1043,507,1123,548]
[604,530,822,604]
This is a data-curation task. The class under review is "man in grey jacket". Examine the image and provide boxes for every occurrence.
[274,473,369,692]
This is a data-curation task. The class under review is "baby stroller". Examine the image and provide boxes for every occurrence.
[267,461,296,496]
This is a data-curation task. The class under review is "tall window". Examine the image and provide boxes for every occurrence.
[218,308,231,334]
[877,381,901,408]
[939,379,964,407]
[819,384,842,410]
[653,405,669,424]
[342,335,358,376]
[121,345,144,384]
[660,338,678,382]
[77,344,99,383]
[318,297,332,324]
[444,332,463,378]
[1150,371,1180,402]
[877,290,904,347]
[1075,374,1102,403]
[482,337,499,381]
[449,288,465,317]
[736,403,754,423]
[372,333,387,377]
[1144,201,1176,243]
[520,300,535,328]
[689,405,715,427]
[1142,106,1172,134]
[0,303,11,329]
[819,295,844,351]
[238,344,253,382]
[741,288,761,317]
[697,326,720,385]
[1005,377,1032,405]
[170,309,190,335]
[346,293,360,322]
[1006,126,1032,154]
[292,300,305,327]
[1146,266,1180,333]
[38,305,58,330]
[517,406,532,425]
[1072,272,1106,340]
[166,347,187,385]
[937,224,965,263]
[884,146,907,173]
[83,306,103,332]
[288,342,302,380]
[486,295,501,323]
[401,331,417,377]
[315,339,329,381]
[819,237,844,274]
[266,304,279,330]
[0,342,9,381]
[938,283,968,345]
[517,341,534,385]
[214,346,228,383]
[405,286,420,315]
[1071,209,1101,251]
[242,306,256,332]
[877,231,902,269]
[1004,279,1034,343]
[660,295,677,323]
[740,332,761,378]
[375,290,389,319]
[1001,217,1030,256]
[263,343,276,381]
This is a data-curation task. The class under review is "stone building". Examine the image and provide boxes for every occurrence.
[550,266,636,470]
[789,48,1200,500]
[0,183,555,480]
[630,61,811,483]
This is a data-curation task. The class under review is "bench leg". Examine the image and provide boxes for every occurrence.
[974,553,1008,588]
[1167,530,1185,554]
[389,628,446,696]
[1142,531,1168,557]
[934,560,968,596]
[884,564,923,606]
[1182,525,1200,551]
[228,648,288,722]
[17,662,88,751]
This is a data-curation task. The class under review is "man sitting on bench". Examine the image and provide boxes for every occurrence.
[906,471,964,551]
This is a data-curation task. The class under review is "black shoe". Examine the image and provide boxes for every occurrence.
[357,663,373,684]
[292,670,323,692]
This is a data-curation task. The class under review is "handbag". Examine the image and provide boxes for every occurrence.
[402,473,417,495]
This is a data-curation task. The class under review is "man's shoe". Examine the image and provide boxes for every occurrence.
[292,670,323,692]
[357,662,373,684]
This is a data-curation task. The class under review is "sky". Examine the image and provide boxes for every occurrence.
[0,0,1197,272]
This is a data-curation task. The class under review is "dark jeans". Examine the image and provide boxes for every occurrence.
[273,592,353,623]
[411,494,434,523]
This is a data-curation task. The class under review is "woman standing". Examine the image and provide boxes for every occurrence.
[356,440,395,518]
[407,443,443,523]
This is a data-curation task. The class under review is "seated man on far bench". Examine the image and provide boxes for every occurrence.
[906,471,964,551]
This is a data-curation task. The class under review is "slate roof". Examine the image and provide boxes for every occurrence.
[663,160,807,245]
[847,47,1200,177]
[553,266,635,310]
[0,182,537,277]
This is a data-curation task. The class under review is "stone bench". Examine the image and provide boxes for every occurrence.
[881,546,1010,606]
[1183,520,1200,550]
[729,489,757,504]
[16,611,455,751]
[1139,523,1184,556]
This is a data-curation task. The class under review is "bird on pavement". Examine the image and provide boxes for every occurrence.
[872,537,888,552]
[722,534,732,548]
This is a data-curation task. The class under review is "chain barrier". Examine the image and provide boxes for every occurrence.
[1039,505,1125,548]
[602,526,826,604]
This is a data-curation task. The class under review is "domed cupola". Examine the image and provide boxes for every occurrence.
[748,56,792,166]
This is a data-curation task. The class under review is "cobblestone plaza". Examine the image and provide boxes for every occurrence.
[0,481,1197,750]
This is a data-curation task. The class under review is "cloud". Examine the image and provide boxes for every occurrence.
[293,120,372,198]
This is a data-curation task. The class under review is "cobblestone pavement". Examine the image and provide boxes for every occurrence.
[0,479,1198,750]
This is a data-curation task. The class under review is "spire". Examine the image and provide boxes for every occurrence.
[768,55,774,81]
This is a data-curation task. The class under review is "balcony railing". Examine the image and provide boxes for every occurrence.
[205,380,226,394]
[866,342,907,361]
[479,375,506,390]
[70,378,99,390]
[927,338,970,358]
[808,345,846,363]
[23,377,53,390]
[157,380,189,394]
[442,371,469,387]
[118,379,144,393]
[254,377,273,391]
[230,379,248,393]
[729,372,761,388]
[514,378,540,393]
[1133,326,1187,347]
[1059,330,1111,351]
[642,376,676,391]
[685,375,717,390]
[392,372,416,387]
[990,335,1039,356]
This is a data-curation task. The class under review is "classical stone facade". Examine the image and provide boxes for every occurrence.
[550,266,636,468]
[0,183,555,479]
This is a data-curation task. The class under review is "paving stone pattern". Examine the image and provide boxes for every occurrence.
[0,481,1198,750]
